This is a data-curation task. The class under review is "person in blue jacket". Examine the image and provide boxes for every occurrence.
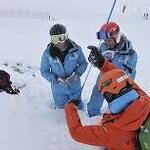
[40,24,87,109]
[87,22,138,117]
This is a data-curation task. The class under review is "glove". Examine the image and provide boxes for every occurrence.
[4,84,20,94]
[87,45,105,69]
[101,50,115,62]
[68,99,80,106]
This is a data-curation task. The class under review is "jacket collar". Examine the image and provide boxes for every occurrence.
[47,39,78,59]
[104,34,132,55]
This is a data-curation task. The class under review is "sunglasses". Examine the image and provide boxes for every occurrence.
[51,34,68,44]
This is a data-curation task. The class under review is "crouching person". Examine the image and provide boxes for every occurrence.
[64,46,150,150]
[0,70,20,94]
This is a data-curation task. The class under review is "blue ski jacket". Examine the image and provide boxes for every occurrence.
[40,39,87,109]
[87,34,138,117]
[99,35,137,79]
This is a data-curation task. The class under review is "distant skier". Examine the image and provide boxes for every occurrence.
[143,13,149,20]
[40,24,87,109]
[146,13,149,20]
[64,46,150,150]
[0,70,20,94]
[87,22,138,117]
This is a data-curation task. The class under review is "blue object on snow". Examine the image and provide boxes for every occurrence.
[109,89,139,114]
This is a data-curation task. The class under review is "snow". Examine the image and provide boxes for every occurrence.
[0,0,150,150]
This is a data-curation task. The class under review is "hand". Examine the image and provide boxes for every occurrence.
[101,50,115,61]
[66,72,78,82]
[54,75,66,83]
[56,73,78,83]
[68,99,80,106]
[57,77,66,83]
[13,88,20,94]
[87,45,105,68]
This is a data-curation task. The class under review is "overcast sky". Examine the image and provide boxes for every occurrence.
[1,1,149,13]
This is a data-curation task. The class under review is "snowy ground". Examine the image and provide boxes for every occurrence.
[0,0,150,150]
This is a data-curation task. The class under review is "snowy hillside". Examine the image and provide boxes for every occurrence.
[0,0,150,150]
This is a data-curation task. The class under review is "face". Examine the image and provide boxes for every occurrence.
[54,42,67,50]
[105,37,116,49]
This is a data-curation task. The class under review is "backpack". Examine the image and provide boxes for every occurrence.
[0,70,20,94]
[0,70,11,88]
[138,115,150,150]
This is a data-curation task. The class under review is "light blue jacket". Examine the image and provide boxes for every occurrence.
[40,40,87,109]
[99,35,137,79]
[87,35,138,117]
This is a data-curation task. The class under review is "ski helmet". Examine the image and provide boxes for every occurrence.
[96,22,120,42]
[50,24,66,35]
[98,68,132,95]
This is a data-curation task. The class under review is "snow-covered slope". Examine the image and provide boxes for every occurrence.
[0,0,150,150]
[0,61,101,150]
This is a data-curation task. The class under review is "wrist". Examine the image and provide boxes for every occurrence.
[98,57,105,68]
[74,71,80,77]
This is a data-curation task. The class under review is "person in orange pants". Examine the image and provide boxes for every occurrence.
[64,46,150,150]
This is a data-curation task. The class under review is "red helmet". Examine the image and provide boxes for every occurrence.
[96,22,120,41]
[98,68,132,95]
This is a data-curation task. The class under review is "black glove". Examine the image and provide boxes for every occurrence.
[68,99,80,106]
[4,85,20,94]
[87,45,105,69]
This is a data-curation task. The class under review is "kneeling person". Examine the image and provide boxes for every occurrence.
[64,46,150,150]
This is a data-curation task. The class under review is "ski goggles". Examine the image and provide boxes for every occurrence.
[96,28,119,41]
[103,82,132,103]
[51,34,68,44]
[96,31,108,41]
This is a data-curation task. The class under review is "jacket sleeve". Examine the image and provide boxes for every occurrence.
[65,103,107,146]
[123,49,138,73]
[40,52,55,83]
[100,61,117,73]
[132,82,148,98]
[113,89,150,131]
[75,48,88,76]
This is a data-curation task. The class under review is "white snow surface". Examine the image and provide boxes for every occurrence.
[0,0,150,150]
